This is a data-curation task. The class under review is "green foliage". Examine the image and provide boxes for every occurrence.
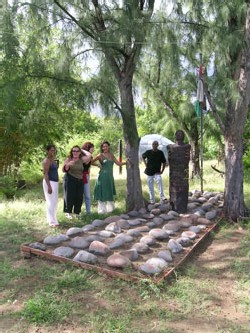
[0,175,17,199]
[243,148,250,168]
[22,290,72,324]
[203,137,224,160]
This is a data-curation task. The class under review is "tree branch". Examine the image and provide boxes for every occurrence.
[53,0,96,39]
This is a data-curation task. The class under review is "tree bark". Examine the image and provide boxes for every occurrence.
[223,130,245,221]
[223,2,250,221]
[118,74,145,211]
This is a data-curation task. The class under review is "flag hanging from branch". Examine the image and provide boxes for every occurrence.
[195,64,206,116]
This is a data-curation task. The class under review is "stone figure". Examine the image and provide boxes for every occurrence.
[167,130,191,213]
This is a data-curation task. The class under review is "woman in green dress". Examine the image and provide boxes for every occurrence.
[92,141,126,214]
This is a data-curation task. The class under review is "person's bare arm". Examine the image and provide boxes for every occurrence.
[113,154,127,167]
[42,158,52,194]
[81,149,92,164]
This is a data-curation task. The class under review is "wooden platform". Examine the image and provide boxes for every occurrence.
[20,219,221,284]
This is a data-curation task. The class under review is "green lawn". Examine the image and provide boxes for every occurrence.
[0,159,249,333]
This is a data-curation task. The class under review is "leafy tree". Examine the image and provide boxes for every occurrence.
[7,0,158,210]
[175,0,250,221]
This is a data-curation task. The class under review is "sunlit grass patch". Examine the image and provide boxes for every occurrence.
[164,276,213,315]
[22,290,72,324]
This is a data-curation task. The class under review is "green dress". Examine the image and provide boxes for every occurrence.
[94,156,116,202]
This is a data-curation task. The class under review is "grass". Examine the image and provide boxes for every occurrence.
[0,160,249,333]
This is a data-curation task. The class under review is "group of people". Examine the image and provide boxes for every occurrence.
[42,141,127,227]
[42,130,190,227]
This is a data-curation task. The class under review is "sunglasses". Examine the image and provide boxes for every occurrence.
[72,150,80,153]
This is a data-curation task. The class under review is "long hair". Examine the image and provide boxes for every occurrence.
[82,141,94,151]
[100,141,110,152]
[68,145,82,158]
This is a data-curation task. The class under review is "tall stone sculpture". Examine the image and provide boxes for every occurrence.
[167,130,191,213]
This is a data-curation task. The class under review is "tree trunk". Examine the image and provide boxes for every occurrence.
[223,2,250,221]
[189,126,200,179]
[223,132,245,221]
[118,75,145,211]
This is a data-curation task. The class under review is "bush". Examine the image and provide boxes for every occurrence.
[0,175,17,199]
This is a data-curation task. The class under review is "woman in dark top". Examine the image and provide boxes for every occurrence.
[42,144,59,227]
[62,145,92,219]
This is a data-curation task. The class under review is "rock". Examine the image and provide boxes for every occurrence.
[107,254,131,268]
[139,258,168,275]
[205,210,217,220]
[158,250,173,262]
[104,215,121,223]
[140,235,157,246]
[181,231,197,240]
[147,203,156,211]
[142,213,155,219]
[168,210,179,217]
[176,237,193,247]
[197,217,213,225]
[133,226,150,233]
[66,227,83,237]
[193,208,206,216]
[82,224,95,232]
[68,236,89,249]
[160,214,176,221]
[43,234,69,245]
[96,230,114,238]
[109,238,126,249]
[132,242,150,254]
[105,222,122,233]
[151,208,161,215]
[127,219,142,226]
[53,246,74,258]
[127,210,140,217]
[119,249,139,261]
[188,225,202,233]
[92,219,106,227]
[201,203,213,211]
[127,229,142,237]
[116,219,131,229]
[149,228,169,240]
[146,257,168,270]
[73,250,98,264]
[29,242,46,251]
[89,241,111,256]
[208,196,219,204]
[196,197,207,203]
[120,214,130,219]
[138,207,147,214]
[159,203,170,212]
[152,217,164,226]
[146,221,156,228]
[167,239,183,253]
[85,234,103,242]
[163,222,181,232]
[187,202,200,210]
[115,233,134,243]
[139,263,162,275]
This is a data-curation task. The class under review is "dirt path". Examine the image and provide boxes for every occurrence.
[166,227,250,333]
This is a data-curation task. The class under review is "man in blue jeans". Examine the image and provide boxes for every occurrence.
[142,140,167,204]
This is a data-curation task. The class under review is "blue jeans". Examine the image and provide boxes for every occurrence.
[83,174,91,213]
[147,174,165,203]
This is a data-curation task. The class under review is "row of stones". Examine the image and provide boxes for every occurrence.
[29,191,223,275]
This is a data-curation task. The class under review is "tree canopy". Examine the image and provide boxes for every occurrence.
[2,0,250,220]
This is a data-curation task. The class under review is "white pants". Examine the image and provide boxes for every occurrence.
[97,201,115,214]
[43,179,59,225]
[147,174,165,203]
